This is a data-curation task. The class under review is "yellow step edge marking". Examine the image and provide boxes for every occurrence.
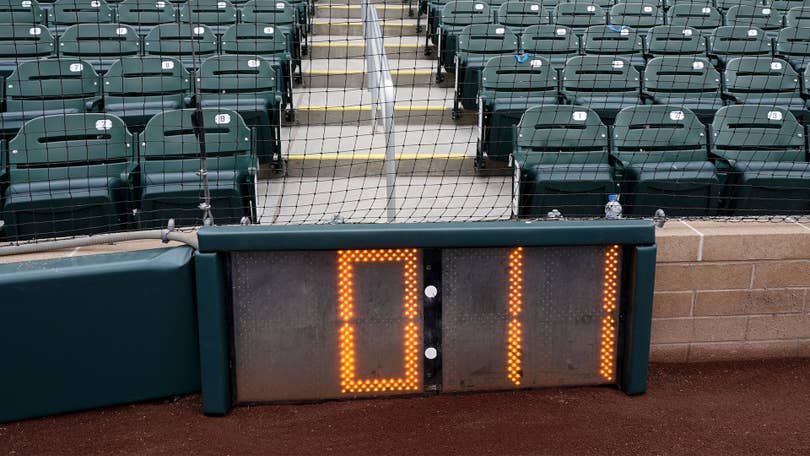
[310,43,421,48]
[319,5,406,9]
[304,69,431,75]
[287,153,469,160]
[313,20,417,25]
[298,105,450,111]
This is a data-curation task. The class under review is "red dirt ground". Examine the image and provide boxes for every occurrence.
[1,359,809,455]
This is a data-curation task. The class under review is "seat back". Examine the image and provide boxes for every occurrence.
[724,57,800,100]
[514,106,609,165]
[552,2,606,30]
[770,0,810,12]
[179,0,237,25]
[582,25,643,56]
[643,56,720,96]
[144,23,218,58]
[785,6,810,27]
[612,105,707,163]
[198,55,278,95]
[117,0,177,26]
[711,105,805,162]
[47,0,113,25]
[480,54,557,97]
[645,25,706,57]
[497,1,546,30]
[7,113,133,183]
[714,0,759,10]
[0,24,53,58]
[608,2,662,30]
[220,24,289,57]
[521,25,579,57]
[778,27,810,69]
[0,0,44,24]
[104,56,188,99]
[441,1,493,29]
[561,55,639,94]
[709,26,772,59]
[725,5,782,31]
[240,0,297,26]
[666,3,723,30]
[59,24,140,58]
[457,23,519,57]
[5,58,101,112]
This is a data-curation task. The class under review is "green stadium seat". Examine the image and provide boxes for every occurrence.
[776,27,810,72]
[723,57,805,115]
[220,24,294,120]
[1,59,101,140]
[0,24,54,77]
[240,0,302,79]
[453,23,519,113]
[642,56,723,120]
[710,105,810,215]
[552,2,606,34]
[582,25,645,69]
[785,6,810,27]
[725,5,782,38]
[520,24,580,68]
[139,108,257,227]
[0,0,44,24]
[197,55,282,166]
[3,113,135,240]
[102,56,189,131]
[496,1,547,35]
[645,25,706,58]
[611,105,720,216]
[47,0,114,35]
[714,0,759,11]
[770,0,810,12]
[708,26,772,68]
[560,55,641,121]
[513,105,615,217]
[477,54,558,164]
[58,24,140,74]
[666,3,723,31]
[575,0,615,8]
[436,1,494,81]
[116,0,178,36]
[608,2,662,33]
[178,0,237,35]
[425,0,452,45]
[143,23,218,70]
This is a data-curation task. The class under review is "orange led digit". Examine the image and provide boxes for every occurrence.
[507,247,524,386]
[337,249,420,394]
[599,245,621,381]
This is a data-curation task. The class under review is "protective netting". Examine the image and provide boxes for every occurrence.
[1,0,810,242]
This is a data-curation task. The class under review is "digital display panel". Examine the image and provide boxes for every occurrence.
[229,245,621,403]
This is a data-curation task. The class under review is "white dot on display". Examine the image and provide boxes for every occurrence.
[425,285,438,298]
[424,347,438,359]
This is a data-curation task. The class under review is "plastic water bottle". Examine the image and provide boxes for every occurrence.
[605,194,623,220]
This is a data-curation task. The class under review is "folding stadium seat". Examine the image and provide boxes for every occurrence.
[452,23,519,114]
[220,24,295,120]
[116,0,178,36]
[608,2,662,34]
[521,24,580,68]
[139,108,257,228]
[777,27,810,72]
[642,56,722,120]
[582,24,644,69]
[770,0,810,13]
[644,25,706,58]
[178,0,237,35]
[424,0,451,46]
[477,55,558,165]
[552,2,606,34]
[512,105,615,217]
[197,55,283,166]
[577,0,615,8]
[0,24,54,77]
[611,105,720,216]
[436,1,494,82]
[58,24,140,74]
[496,1,547,36]
[47,0,114,35]
[785,6,810,27]
[710,105,810,215]
[2,113,135,240]
[144,23,218,70]
[708,26,772,68]
[723,57,805,115]
[241,0,302,79]
[714,0,759,11]
[0,0,44,24]
[0,59,101,140]
[725,5,782,38]
[666,3,723,32]
[102,56,189,131]
[560,55,640,122]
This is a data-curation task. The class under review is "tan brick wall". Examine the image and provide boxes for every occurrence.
[651,221,810,363]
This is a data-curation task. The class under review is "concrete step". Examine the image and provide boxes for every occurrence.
[309,36,433,59]
[312,18,420,36]
[315,4,419,19]
[257,174,513,224]
[301,58,434,87]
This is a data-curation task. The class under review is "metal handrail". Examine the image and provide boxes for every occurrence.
[362,0,398,222]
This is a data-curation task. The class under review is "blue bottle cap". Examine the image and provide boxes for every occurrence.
[608,194,618,202]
